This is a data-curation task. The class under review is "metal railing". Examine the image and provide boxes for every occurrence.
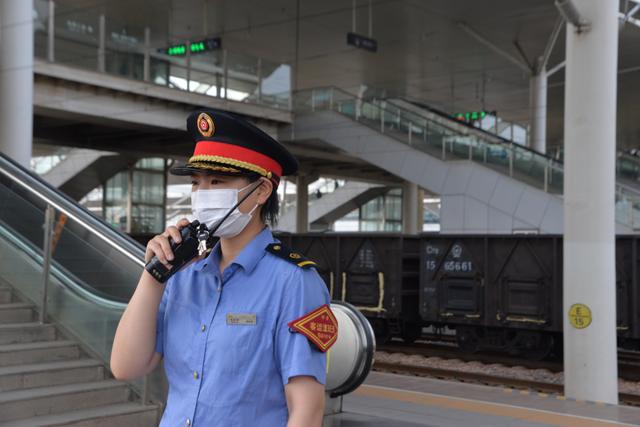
[293,87,640,230]
[0,152,160,406]
[34,0,291,110]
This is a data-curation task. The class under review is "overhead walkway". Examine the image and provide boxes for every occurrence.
[32,10,292,142]
[276,181,389,232]
[0,152,163,424]
[34,147,132,201]
[287,88,640,234]
[33,59,289,149]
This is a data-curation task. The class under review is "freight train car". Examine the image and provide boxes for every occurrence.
[418,235,640,358]
[278,233,640,359]
[275,232,422,343]
[419,235,562,359]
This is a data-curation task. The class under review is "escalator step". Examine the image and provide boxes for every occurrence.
[0,289,11,304]
[0,358,104,392]
[0,303,34,323]
[0,341,80,367]
[5,402,160,427]
[0,380,131,422]
[0,323,56,345]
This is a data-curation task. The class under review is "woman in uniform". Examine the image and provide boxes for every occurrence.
[110,109,337,427]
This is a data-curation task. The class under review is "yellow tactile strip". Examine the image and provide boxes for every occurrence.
[354,385,637,427]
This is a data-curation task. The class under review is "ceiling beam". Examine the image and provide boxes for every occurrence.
[547,60,566,77]
[457,22,532,73]
[541,16,565,70]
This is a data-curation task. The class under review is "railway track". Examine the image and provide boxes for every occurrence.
[377,341,561,372]
[373,361,640,407]
[377,341,640,381]
[378,340,640,381]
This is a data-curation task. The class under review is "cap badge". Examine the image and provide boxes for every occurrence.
[197,112,215,137]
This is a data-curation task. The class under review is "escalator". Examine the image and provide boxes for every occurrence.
[0,153,143,302]
[389,98,526,147]
[391,97,640,205]
[0,152,373,423]
[0,152,162,424]
[290,87,640,232]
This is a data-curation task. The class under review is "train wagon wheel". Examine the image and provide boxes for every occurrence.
[400,322,423,344]
[519,332,555,361]
[456,327,480,353]
[369,318,392,344]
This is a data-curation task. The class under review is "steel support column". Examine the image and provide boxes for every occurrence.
[530,69,548,154]
[402,181,419,234]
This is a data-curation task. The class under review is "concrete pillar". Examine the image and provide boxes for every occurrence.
[563,0,618,404]
[295,175,309,233]
[402,182,419,234]
[529,68,547,154]
[0,0,34,167]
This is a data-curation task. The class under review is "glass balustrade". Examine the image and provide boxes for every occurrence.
[33,2,291,110]
[0,152,166,404]
[293,87,640,230]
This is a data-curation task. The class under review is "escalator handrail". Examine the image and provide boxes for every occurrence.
[402,97,640,187]
[0,152,145,267]
[393,97,513,144]
[0,221,127,310]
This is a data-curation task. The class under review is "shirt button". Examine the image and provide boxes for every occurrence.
[186,418,191,427]
[201,324,206,332]
[193,371,199,379]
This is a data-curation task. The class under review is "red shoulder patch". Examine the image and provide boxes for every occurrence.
[288,304,338,352]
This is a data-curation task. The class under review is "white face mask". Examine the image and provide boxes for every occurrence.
[191,182,260,238]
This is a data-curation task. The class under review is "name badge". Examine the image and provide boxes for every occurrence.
[226,313,257,326]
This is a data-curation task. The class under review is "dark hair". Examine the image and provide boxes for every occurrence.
[244,172,280,226]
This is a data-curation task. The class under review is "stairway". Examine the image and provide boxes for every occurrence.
[35,148,133,202]
[0,282,159,426]
[276,181,389,232]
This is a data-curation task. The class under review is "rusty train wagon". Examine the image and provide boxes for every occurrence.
[276,233,422,343]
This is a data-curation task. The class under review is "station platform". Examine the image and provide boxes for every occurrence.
[324,372,640,427]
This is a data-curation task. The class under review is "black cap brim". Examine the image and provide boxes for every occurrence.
[169,162,244,176]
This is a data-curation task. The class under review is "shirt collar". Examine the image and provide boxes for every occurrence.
[195,227,274,274]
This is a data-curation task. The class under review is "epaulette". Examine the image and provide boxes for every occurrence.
[265,243,317,269]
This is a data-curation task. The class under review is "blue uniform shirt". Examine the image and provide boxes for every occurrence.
[155,227,330,427]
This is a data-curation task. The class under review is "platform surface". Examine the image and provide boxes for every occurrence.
[323,372,640,427]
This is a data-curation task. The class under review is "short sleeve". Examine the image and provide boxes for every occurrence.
[275,267,331,386]
[154,278,173,356]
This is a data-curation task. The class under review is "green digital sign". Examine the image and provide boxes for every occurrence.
[163,37,221,56]
[452,110,494,123]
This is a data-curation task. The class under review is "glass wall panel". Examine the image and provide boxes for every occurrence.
[103,158,166,236]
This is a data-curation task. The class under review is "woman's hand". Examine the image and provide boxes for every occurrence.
[144,218,191,264]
